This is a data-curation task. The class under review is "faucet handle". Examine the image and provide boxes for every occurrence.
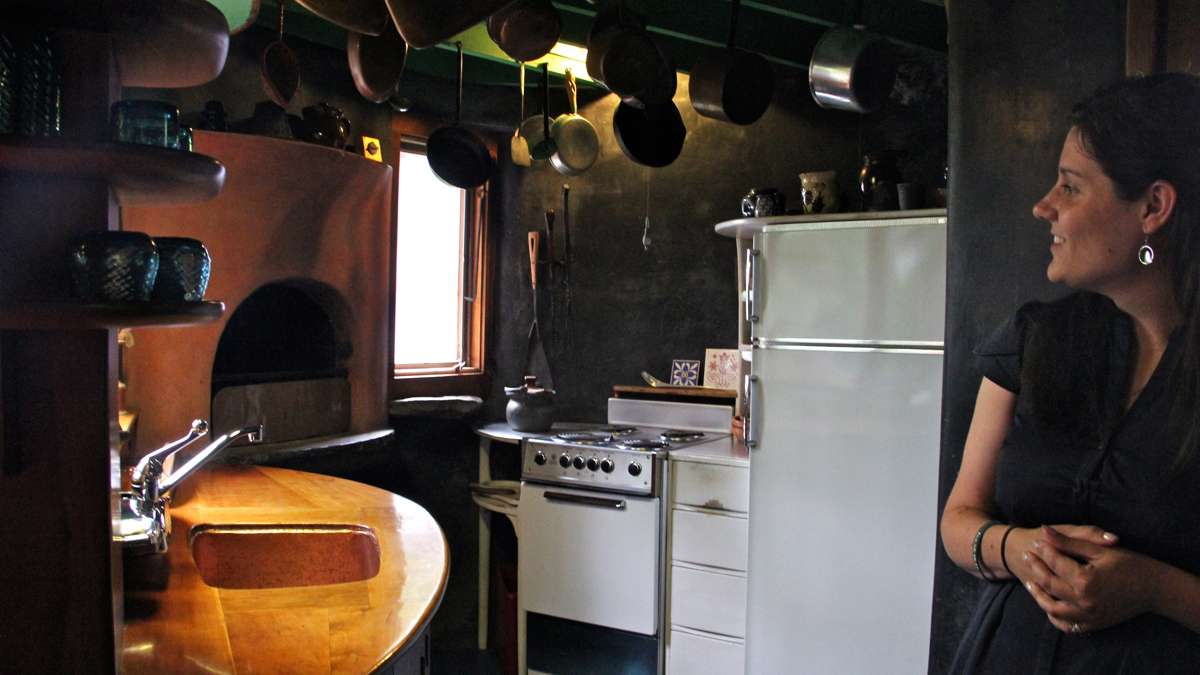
[158,423,265,498]
[131,419,210,490]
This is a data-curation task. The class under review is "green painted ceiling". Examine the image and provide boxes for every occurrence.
[254,0,946,89]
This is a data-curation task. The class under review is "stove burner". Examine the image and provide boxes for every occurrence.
[617,438,669,450]
[600,425,638,436]
[660,429,706,442]
[555,431,613,445]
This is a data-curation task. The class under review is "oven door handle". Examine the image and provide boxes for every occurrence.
[543,491,627,510]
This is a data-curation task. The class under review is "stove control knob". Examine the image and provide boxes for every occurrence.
[559,454,571,468]
[573,455,586,470]
[534,451,547,466]
[628,461,643,477]
[587,457,599,472]
[600,458,615,473]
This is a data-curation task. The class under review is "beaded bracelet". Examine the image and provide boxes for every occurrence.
[972,519,1001,581]
[1000,525,1018,578]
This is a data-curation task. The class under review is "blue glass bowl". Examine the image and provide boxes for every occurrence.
[150,237,210,304]
[68,231,159,304]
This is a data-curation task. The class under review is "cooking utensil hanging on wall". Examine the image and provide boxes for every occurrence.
[294,0,389,36]
[525,230,554,389]
[510,62,532,167]
[585,1,644,88]
[689,0,774,125]
[549,69,599,176]
[808,0,898,114]
[261,0,300,106]
[347,19,408,103]
[427,42,495,189]
[613,100,685,168]
[529,63,557,161]
[384,0,513,48]
[600,15,675,108]
[487,0,561,63]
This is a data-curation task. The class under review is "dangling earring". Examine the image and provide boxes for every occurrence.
[1138,233,1155,266]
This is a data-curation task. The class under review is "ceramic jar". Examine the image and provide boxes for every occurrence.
[859,152,902,211]
[740,188,786,218]
[798,170,840,214]
[504,375,556,432]
[68,231,159,303]
[150,237,211,304]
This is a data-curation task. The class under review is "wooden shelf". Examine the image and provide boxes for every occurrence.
[0,137,226,205]
[0,301,225,330]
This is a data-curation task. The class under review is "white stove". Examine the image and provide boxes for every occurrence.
[518,398,733,675]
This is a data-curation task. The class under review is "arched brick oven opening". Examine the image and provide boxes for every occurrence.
[211,280,357,445]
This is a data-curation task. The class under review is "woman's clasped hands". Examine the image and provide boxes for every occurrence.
[1021,525,1164,634]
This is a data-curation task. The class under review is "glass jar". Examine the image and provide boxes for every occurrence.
[110,99,181,148]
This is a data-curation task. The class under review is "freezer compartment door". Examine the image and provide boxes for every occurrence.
[754,222,946,343]
[519,483,661,635]
[745,346,942,675]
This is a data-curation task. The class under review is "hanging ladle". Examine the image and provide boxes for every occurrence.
[261,0,300,106]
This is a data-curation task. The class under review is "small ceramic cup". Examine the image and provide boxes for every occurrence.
[68,231,159,303]
[799,170,841,214]
[897,182,924,210]
[150,237,211,304]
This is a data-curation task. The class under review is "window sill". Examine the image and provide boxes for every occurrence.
[389,395,484,421]
[390,371,489,398]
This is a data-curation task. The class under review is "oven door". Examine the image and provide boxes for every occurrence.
[518,482,661,635]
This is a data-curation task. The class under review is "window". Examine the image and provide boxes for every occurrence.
[389,117,492,397]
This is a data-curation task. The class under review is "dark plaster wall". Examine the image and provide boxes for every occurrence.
[932,1,1125,671]
[132,24,946,657]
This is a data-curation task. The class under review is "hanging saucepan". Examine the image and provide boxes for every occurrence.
[550,68,599,176]
[347,20,408,103]
[808,26,897,114]
[613,100,685,168]
[689,0,773,125]
[261,0,300,106]
[427,42,495,189]
[585,1,644,88]
[295,0,389,36]
[529,62,558,161]
[487,0,561,63]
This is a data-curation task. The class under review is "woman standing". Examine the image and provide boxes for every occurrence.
[943,73,1200,672]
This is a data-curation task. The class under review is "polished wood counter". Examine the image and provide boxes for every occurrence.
[121,465,448,674]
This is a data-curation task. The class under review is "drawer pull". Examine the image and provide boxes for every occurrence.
[544,491,626,509]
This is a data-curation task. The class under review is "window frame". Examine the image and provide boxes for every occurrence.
[387,113,495,398]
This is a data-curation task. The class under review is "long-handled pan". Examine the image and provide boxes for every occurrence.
[510,62,532,167]
[295,0,389,36]
[689,0,773,125]
[487,0,560,63]
[549,69,599,176]
[427,42,495,189]
[261,0,300,106]
[613,100,686,167]
[525,230,554,389]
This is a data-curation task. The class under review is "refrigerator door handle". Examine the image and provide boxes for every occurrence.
[744,247,760,324]
[745,372,760,448]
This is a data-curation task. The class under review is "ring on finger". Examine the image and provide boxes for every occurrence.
[1070,622,1082,634]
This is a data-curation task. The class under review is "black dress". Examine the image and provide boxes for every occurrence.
[950,292,1200,674]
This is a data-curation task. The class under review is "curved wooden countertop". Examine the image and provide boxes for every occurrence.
[121,465,449,674]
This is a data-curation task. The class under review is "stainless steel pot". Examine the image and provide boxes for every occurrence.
[808,26,897,114]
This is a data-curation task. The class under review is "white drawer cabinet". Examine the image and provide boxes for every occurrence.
[668,626,744,675]
[671,461,750,513]
[670,563,747,637]
[671,508,748,571]
[666,453,750,674]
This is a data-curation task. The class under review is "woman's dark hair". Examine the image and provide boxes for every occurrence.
[1030,73,1200,470]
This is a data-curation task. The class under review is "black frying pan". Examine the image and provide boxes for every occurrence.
[428,42,494,189]
[347,20,408,103]
[689,0,773,125]
[613,100,685,168]
[487,0,561,62]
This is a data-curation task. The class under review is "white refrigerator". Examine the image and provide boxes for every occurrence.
[736,213,946,674]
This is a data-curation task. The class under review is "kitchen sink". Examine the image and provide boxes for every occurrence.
[189,523,381,589]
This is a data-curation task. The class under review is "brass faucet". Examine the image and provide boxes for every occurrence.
[116,421,264,555]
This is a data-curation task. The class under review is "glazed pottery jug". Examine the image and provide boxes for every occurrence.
[799,170,840,214]
[859,152,901,211]
[740,188,786,218]
[68,231,159,303]
[504,375,556,432]
[150,237,211,304]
